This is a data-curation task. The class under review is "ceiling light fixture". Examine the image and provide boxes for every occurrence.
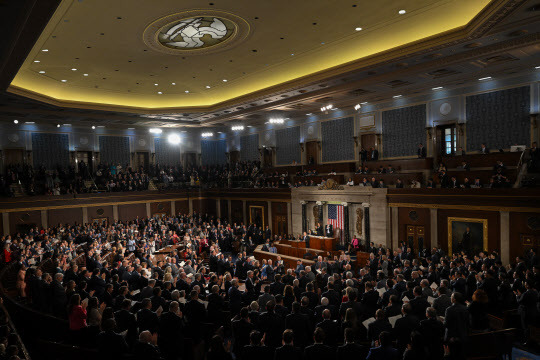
[399,9,406,14]
[432,86,443,90]
[354,104,361,110]
[13,120,18,124]
[269,118,284,124]
[355,27,363,31]
[149,128,162,134]
[232,125,245,131]
[393,95,402,98]
[202,132,214,137]
[478,76,492,81]
[167,134,181,145]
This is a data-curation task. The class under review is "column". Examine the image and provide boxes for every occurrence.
[267,201,273,231]
[242,200,247,225]
[342,202,349,246]
[2,213,9,236]
[391,207,399,250]
[430,208,438,248]
[227,199,232,223]
[144,203,150,219]
[82,207,88,225]
[301,201,307,233]
[40,210,47,229]
[171,201,176,216]
[500,211,510,265]
[287,202,293,235]
[362,203,370,248]
[114,205,120,222]
[216,199,221,219]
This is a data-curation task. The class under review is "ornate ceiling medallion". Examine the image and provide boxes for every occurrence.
[143,10,250,55]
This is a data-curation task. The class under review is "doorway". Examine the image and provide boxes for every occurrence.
[437,125,457,156]
[406,225,425,257]
[306,141,318,165]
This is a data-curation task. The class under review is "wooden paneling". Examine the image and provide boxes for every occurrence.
[48,208,83,227]
[150,201,171,216]
[118,203,146,222]
[364,158,433,171]
[175,200,189,215]
[441,152,521,169]
[437,209,499,254]
[87,205,113,223]
[509,212,540,261]
[8,210,41,235]
[398,207,431,250]
[231,200,243,224]
[354,172,423,186]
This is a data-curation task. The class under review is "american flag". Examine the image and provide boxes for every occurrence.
[327,204,344,238]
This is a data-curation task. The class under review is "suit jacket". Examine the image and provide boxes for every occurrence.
[274,344,301,360]
[337,343,368,360]
[443,303,470,342]
[366,345,398,360]
[303,343,334,360]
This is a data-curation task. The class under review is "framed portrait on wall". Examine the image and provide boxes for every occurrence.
[249,206,265,228]
[447,217,487,256]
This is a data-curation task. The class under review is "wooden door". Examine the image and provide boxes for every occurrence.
[406,225,425,257]
[3,149,24,166]
[360,134,377,159]
[306,141,318,165]
[273,215,288,237]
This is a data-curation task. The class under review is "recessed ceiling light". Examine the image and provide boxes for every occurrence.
[206,85,211,88]
[42,49,48,52]
[13,120,18,124]
[478,76,492,81]
[171,82,176,85]
[83,73,88,76]
[39,71,46,74]
[34,60,40,63]
[61,79,67,82]
[432,86,443,90]
[71,68,77,71]
[91,126,96,129]
[25,122,35,124]
[393,95,402,98]
[399,9,406,14]
[222,79,227,82]
[157,91,162,94]
[355,27,363,31]
[185,90,189,93]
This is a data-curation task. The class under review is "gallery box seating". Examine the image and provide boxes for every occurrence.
[441,152,522,169]
[353,172,423,186]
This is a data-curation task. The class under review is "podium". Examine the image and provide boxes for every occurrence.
[308,235,338,252]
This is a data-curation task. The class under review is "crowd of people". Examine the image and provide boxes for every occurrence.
[0,211,538,360]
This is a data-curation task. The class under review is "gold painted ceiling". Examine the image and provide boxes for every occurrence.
[9,0,491,111]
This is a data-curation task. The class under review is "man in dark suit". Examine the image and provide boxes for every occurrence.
[420,307,445,359]
[337,328,368,360]
[370,147,379,161]
[443,292,470,344]
[233,307,255,356]
[417,143,427,158]
[274,329,301,360]
[365,331,398,360]
[393,303,420,354]
[285,302,311,348]
[303,327,334,360]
